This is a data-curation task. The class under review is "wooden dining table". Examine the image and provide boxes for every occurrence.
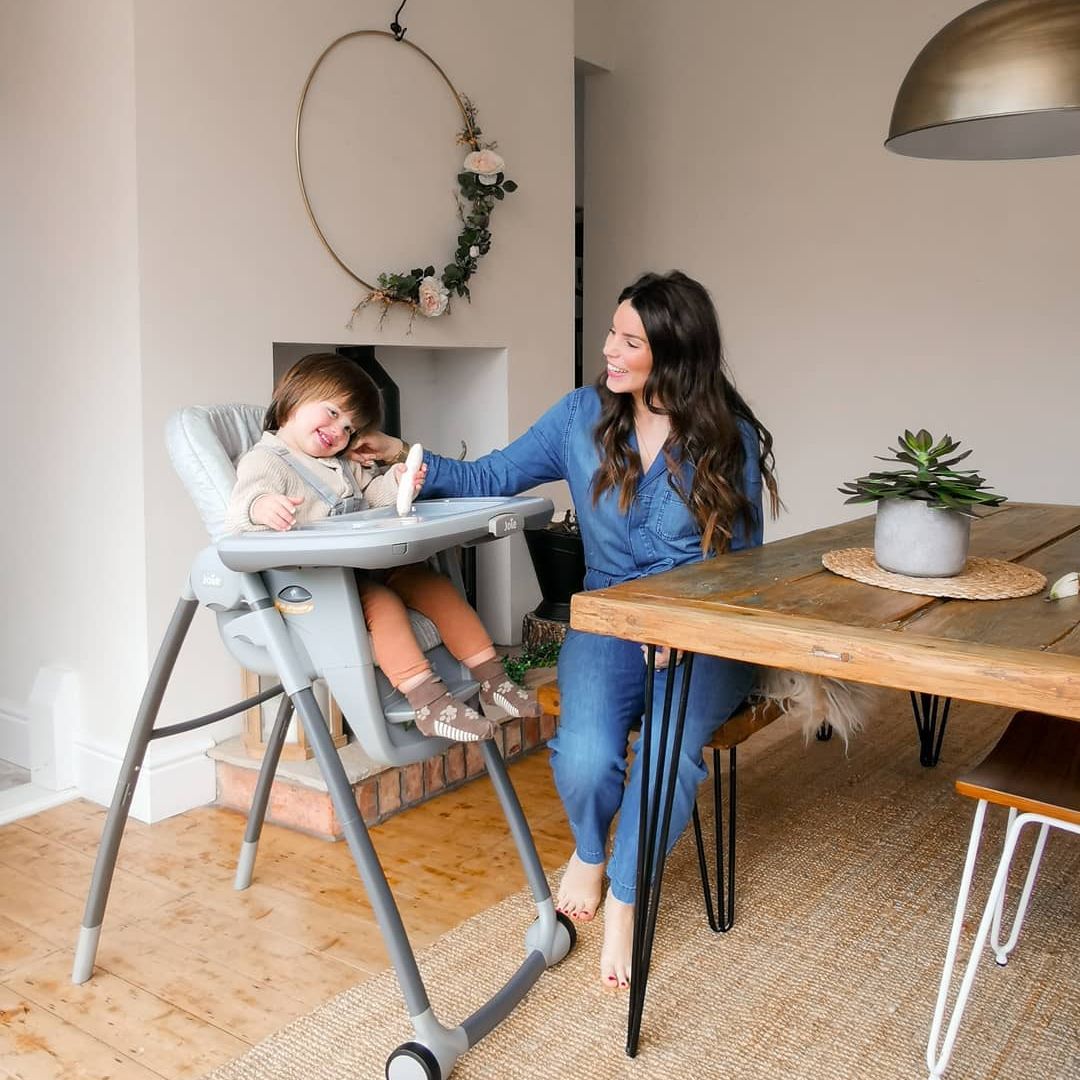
[569,501,1080,1055]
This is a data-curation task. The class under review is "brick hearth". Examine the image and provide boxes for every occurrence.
[210,669,559,840]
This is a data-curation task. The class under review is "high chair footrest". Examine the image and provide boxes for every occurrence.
[379,645,480,724]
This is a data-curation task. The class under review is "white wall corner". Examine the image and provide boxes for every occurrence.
[0,700,30,769]
[75,730,217,824]
[28,665,79,790]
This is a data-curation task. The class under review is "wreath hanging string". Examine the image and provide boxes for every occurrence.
[295,30,517,324]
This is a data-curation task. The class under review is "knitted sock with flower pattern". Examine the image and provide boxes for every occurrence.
[403,675,497,743]
[470,658,542,721]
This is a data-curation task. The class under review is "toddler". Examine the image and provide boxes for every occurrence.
[226,352,540,742]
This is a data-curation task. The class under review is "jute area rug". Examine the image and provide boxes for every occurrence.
[206,698,1079,1080]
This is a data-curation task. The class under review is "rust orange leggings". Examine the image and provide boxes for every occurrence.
[354,564,492,686]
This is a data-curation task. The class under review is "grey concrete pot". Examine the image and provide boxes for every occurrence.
[873,498,971,577]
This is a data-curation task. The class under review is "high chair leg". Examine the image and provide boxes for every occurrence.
[73,595,199,984]
[292,683,573,1080]
[289,685,466,1076]
[235,694,294,890]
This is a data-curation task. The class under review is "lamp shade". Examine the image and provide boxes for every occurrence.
[886,0,1080,159]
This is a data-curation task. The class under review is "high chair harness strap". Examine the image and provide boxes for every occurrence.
[264,444,366,516]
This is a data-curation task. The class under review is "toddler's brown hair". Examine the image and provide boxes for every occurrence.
[264,352,382,447]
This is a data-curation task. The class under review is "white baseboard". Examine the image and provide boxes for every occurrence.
[29,667,78,790]
[0,782,77,827]
[4,668,217,825]
[75,731,217,824]
[0,701,30,769]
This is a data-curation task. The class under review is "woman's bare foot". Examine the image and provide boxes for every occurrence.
[600,894,635,989]
[555,851,604,922]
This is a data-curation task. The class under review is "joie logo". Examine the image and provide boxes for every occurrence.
[202,571,223,588]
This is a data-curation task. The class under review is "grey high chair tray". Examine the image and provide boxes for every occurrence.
[218,496,551,571]
[72,404,576,1080]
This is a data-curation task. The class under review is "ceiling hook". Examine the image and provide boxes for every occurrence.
[389,0,407,41]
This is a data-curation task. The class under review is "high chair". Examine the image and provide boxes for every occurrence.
[71,404,576,1080]
[926,709,1080,1079]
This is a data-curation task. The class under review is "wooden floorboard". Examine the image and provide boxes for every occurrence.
[0,751,571,1079]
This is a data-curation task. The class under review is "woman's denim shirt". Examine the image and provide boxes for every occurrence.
[422,386,765,590]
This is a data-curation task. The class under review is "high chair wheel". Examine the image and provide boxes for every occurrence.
[555,909,578,954]
[386,1041,442,1080]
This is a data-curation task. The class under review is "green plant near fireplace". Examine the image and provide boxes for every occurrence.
[502,640,563,685]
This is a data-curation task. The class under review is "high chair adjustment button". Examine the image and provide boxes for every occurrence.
[278,586,312,603]
[488,513,522,537]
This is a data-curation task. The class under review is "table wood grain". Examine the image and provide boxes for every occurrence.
[571,503,1080,720]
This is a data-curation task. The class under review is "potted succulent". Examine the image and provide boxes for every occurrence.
[838,429,1006,577]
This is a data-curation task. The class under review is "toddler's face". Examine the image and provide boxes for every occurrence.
[278,398,357,458]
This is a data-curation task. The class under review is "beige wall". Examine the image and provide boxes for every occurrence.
[11,0,1077,816]
[0,2,148,752]
[583,0,1080,540]
[3,0,575,814]
[135,0,573,711]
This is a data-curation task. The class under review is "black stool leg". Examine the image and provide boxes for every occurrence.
[692,745,737,932]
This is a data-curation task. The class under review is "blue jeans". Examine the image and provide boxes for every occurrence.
[549,628,756,904]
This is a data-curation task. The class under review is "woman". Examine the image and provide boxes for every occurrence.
[358,270,779,988]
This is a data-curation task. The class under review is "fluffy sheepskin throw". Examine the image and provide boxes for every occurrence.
[752,668,878,746]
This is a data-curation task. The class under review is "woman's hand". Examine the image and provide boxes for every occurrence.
[391,461,427,494]
[640,644,673,669]
[251,493,303,531]
[350,431,404,468]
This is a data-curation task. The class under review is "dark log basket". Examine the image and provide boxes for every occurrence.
[524,519,586,623]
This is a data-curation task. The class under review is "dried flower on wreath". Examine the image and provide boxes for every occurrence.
[352,96,517,326]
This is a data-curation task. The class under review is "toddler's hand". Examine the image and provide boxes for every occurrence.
[391,461,427,494]
[251,493,303,531]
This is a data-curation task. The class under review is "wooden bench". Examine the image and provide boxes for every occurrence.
[537,678,784,931]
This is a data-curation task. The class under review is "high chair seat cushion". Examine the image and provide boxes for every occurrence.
[167,404,267,542]
[166,403,444,654]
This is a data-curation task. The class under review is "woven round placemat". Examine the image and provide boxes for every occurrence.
[821,547,1047,599]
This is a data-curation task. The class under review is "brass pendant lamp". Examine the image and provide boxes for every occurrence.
[886,0,1080,159]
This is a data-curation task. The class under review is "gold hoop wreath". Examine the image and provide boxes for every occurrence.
[295,30,517,323]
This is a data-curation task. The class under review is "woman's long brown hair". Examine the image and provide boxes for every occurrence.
[592,271,779,554]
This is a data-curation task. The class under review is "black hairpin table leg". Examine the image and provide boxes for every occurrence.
[910,691,952,766]
[626,647,696,1058]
